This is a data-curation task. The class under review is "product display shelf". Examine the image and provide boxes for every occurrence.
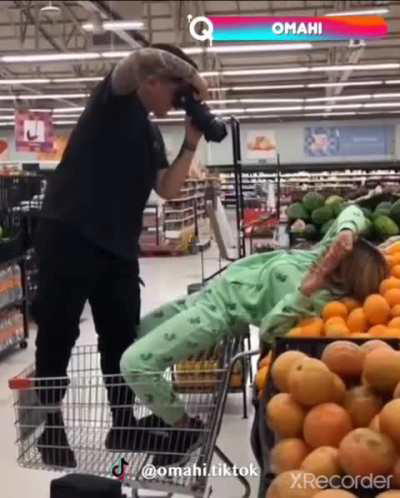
[140,178,217,256]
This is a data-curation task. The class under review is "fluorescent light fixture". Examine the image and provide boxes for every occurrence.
[305,104,363,110]
[0,78,51,85]
[311,63,400,72]
[0,122,13,127]
[82,20,144,31]
[373,93,400,99]
[306,94,371,102]
[184,43,313,55]
[201,63,400,78]
[54,120,78,125]
[244,106,303,112]
[206,98,303,104]
[53,107,85,113]
[101,51,131,58]
[208,84,305,92]
[153,118,185,123]
[0,93,88,101]
[325,8,389,16]
[307,80,382,88]
[364,102,400,108]
[386,80,400,85]
[1,53,101,63]
[53,77,103,83]
[53,113,82,118]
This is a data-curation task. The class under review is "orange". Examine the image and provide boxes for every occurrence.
[387,241,400,254]
[266,393,306,438]
[388,317,400,328]
[321,341,363,378]
[300,447,341,478]
[350,333,371,338]
[322,301,348,321]
[392,253,400,266]
[363,294,390,325]
[259,352,272,368]
[380,399,400,446]
[363,348,400,394]
[391,304,400,317]
[379,277,400,295]
[368,325,389,337]
[255,366,269,394]
[392,264,400,278]
[299,317,324,337]
[303,403,353,448]
[288,358,335,406]
[286,327,303,337]
[324,322,350,338]
[271,350,306,392]
[341,297,360,313]
[384,288,400,307]
[386,255,395,267]
[347,307,368,333]
[383,327,400,338]
[266,470,321,498]
[270,439,310,474]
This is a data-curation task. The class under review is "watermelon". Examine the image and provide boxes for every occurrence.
[361,207,373,219]
[287,203,309,221]
[312,206,334,225]
[302,192,324,212]
[374,215,399,238]
[325,195,344,206]
[374,201,392,219]
[390,199,400,224]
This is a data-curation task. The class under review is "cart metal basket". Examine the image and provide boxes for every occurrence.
[9,341,259,497]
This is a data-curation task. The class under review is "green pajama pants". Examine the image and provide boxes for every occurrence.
[120,282,246,425]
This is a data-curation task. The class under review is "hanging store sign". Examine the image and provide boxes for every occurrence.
[15,110,54,153]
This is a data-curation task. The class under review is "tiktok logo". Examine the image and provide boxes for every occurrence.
[111,457,129,481]
[187,14,214,44]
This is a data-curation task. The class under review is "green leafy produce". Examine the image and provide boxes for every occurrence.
[325,195,344,206]
[303,224,318,240]
[321,219,335,236]
[287,202,309,221]
[312,205,334,225]
[390,199,400,224]
[290,219,307,234]
[302,192,324,212]
[374,215,399,238]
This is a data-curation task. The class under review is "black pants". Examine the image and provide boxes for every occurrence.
[33,219,140,424]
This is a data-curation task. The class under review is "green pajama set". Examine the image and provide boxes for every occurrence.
[120,206,366,424]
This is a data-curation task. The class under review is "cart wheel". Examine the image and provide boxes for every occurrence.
[19,340,28,349]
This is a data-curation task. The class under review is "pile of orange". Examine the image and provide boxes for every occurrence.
[287,241,400,339]
[265,340,400,497]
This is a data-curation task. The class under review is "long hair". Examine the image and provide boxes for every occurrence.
[327,238,389,301]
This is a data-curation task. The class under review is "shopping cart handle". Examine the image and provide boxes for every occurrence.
[228,349,260,375]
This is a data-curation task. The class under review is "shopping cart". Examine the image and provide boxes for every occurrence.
[9,341,259,497]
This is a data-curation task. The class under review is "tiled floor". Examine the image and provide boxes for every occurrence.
[0,248,261,498]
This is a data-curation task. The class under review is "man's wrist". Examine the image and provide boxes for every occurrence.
[182,139,197,152]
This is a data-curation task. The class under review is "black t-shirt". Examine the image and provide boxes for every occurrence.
[41,74,169,261]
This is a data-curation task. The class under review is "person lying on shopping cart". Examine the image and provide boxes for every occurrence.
[120,204,388,467]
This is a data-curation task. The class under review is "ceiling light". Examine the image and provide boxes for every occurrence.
[40,1,61,15]
[53,107,84,113]
[101,51,131,58]
[364,102,400,108]
[0,93,88,101]
[306,94,371,102]
[82,20,144,32]
[208,84,305,92]
[220,67,309,76]
[1,53,101,63]
[307,80,382,88]
[311,63,400,72]
[325,8,389,16]
[53,113,82,118]
[184,43,313,55]
[206,98,303,104]
[305,104,363,110]
[54,120,78,125]
[373,93,400,98]
[52,77,103,83]
[245,106,303,113]
[0,78,51,85]
[386,80,400,85]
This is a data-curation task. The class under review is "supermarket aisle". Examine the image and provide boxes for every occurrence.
[0,248,259,498]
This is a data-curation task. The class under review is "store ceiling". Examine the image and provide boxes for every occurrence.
[0,1,399,123]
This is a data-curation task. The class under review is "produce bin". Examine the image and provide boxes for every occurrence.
[254,337,400,498]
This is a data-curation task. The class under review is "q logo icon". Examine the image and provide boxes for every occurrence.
[111,457,129,481]
[187,15,214,44]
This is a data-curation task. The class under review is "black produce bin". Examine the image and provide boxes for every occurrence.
[50,474,123,498]
[253,337,400,498]
[0,230,24,263]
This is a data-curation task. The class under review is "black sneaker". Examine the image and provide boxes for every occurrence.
[37,417,77,468]
[105,414,170,453]
[152,417,205,468]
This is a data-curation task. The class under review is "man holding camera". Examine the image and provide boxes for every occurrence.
[34,44,207,466]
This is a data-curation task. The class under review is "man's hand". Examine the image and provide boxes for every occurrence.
[190,73,208,101]
[301,230,354,296]
[184,116,202,148]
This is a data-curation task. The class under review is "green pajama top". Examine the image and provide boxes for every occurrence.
[218,204,367,342]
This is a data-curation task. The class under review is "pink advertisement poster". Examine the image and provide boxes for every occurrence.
[15,110,54,153]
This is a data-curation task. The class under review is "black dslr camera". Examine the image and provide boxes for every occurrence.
[173,87,227,143]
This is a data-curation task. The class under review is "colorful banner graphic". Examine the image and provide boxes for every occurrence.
[304,125,395,157]
[0,138,9,160]
[15,110,54,153]
[205,16,388,41]
[38,135,68,161]
[246,130,277,160]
